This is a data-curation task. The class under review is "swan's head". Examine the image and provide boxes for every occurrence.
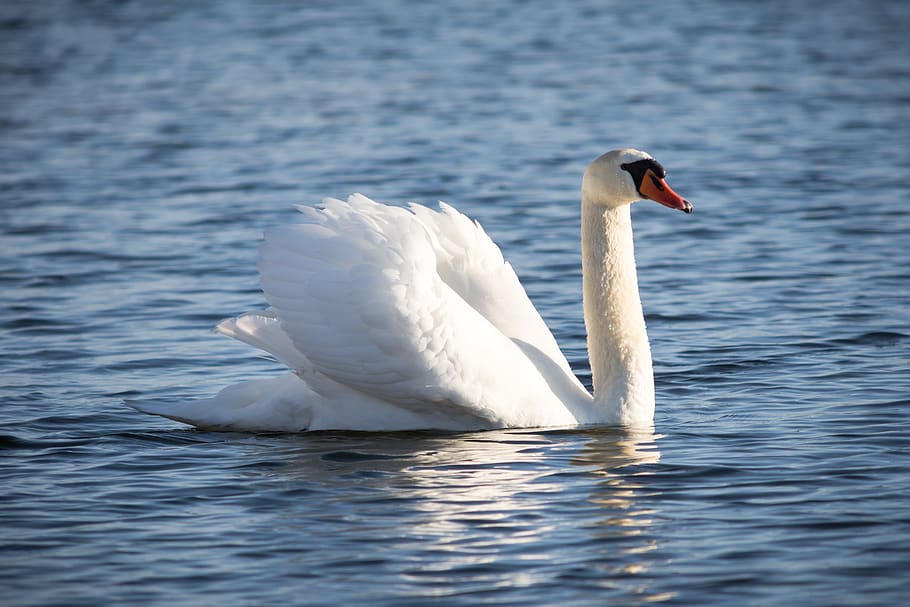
[582,148,692,213]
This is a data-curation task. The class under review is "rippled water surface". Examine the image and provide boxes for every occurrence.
[2,1,910,605]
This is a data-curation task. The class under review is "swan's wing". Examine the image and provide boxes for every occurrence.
[256,194,575,427]
[409,201,573,375]
[215,309,312,370]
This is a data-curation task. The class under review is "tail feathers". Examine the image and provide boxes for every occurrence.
[127,398,216,428]
[127,374,314,431]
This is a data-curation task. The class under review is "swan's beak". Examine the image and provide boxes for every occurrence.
[639,169,693,214]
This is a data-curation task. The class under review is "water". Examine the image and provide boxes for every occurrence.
[2,0,909,604]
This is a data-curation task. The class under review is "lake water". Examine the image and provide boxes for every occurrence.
[2,0,909,605]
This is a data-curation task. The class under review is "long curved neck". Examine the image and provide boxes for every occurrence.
[581,198,654,425]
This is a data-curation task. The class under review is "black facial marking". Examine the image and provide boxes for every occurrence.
[620,158,667,192]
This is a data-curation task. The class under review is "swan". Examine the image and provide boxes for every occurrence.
[132,149,692,431]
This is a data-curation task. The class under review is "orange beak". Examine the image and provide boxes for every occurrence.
[638,169,693,213]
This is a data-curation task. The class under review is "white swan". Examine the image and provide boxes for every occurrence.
[132,149,692,431]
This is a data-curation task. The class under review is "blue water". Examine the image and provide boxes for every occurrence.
[2,0,909,605]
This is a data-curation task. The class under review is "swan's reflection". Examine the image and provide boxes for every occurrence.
[568,428,671,601]
[247,427,666,601]
[574,427,661,528]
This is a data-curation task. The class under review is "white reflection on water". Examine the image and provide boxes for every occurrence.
[254,428,666,600]
[573,430,672,602]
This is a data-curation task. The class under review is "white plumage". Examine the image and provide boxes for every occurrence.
[132,149,692,431]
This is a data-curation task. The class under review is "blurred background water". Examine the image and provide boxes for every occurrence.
[2,0,909,605]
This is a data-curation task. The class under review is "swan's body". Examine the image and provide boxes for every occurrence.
[133,149,691,431]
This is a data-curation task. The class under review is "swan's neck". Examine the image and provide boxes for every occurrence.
[581,199,655,424]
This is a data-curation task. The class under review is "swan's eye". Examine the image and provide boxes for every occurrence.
[621,158,667,193]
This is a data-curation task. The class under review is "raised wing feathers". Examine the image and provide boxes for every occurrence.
[255,195,576,426]
[409,201,573,375]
